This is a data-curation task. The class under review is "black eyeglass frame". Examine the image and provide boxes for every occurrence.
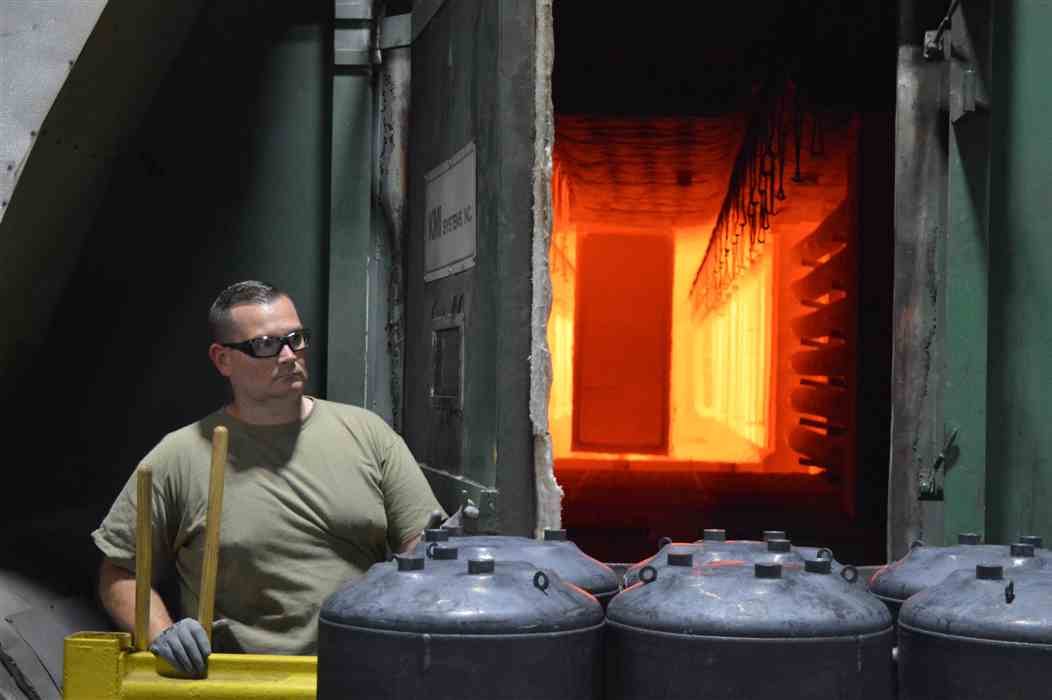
[220,329,312,359]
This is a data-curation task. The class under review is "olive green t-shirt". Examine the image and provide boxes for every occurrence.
[92,398,442,655]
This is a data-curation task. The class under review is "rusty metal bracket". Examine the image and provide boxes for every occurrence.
[919,427,960,500]
[419,464,499,533]
[924,0,961,61]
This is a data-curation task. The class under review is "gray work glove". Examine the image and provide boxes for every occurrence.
[149,618,211,678]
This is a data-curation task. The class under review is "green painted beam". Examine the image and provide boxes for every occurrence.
[941,0,992,543]
[327,67,373,406]
[986,0,1052,546]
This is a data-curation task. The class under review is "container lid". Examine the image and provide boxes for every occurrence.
[623,534,841,586]
[321,557,603,634]
[423,528,450,543]
[899,566,1052,644]
[1019,535,1043,548]
[868,536,1049,603]
[413,532,620,597]
[608,559,890,637]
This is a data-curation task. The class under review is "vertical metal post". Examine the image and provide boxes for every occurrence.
[329,2,376,407]
[378,40,411,430]
[888,0,950,560]
[985,0,1052,545]
[942,0,992,542]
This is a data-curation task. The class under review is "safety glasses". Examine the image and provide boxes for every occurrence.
[221,329,311,359]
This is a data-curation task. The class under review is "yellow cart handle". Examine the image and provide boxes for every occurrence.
[134,465,153,651]
[198,426,228,641]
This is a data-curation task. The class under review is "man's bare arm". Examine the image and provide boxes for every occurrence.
[396,509,450,554]
[397,532,422,554]
[98,558,174,643]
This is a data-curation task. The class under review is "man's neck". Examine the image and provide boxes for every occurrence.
[226,395,313,426]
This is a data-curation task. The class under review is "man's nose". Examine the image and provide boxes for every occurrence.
[277,343,297,362]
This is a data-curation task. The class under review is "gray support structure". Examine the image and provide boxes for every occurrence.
[378,41,411,429]
[530,0,562,534]
[403,0,537,535]
[494,0,541,537]
[888,0,950,560]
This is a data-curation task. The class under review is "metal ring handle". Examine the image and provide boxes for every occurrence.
[533,571,550,593]
[426,542,437,559]
[639,565,658,585]
[657,536,672,550]
[840,565,859,584]
[816,548,834,561]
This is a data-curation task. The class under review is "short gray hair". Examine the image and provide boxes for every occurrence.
[208,280,286,342]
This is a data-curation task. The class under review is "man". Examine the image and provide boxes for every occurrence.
[94,280,443,676]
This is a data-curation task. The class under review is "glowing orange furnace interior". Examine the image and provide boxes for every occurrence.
[547,114,859,481]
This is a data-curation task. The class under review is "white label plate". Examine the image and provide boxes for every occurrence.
[424,141,477,282]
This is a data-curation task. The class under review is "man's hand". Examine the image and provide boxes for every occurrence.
[149,618,211,677]
[425,510,445,530]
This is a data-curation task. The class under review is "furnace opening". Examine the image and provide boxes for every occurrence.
[547,2,895,563]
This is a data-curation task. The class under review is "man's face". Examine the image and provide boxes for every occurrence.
[209,295,309,404]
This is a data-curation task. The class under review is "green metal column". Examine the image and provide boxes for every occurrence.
[327,9,374,406]
[941,0,993,542]
[327,71,373,405]
[985,0,1052,545]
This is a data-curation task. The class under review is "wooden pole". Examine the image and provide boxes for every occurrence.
[197,426,228,641]
[133,464,153,651]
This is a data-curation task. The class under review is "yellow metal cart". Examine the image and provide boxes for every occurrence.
[64,427,319,699]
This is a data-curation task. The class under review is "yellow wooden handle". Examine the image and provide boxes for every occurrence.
[134,464,153,651]
[198,425,228,641]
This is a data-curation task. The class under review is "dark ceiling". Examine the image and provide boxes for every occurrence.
[553,1,898,116]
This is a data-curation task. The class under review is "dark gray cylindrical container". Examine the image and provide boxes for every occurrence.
[868,533,1047,622]
[415,528,621,605]
[898,564,1052,700]
[318,555,604,700]
[606,560,894,700]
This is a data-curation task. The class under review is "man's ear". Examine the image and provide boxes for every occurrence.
[208,343,234,377]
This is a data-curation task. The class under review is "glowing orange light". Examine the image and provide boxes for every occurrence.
[548,116,857,477]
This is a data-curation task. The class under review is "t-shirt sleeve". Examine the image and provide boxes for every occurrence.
[91,439,183,583]
[378,426,445,552]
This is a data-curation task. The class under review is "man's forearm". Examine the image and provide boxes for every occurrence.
[397,532,423,554]
[98,559,175,643]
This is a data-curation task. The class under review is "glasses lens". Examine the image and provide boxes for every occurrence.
[290,330,310,351]
[251,336,283,358]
